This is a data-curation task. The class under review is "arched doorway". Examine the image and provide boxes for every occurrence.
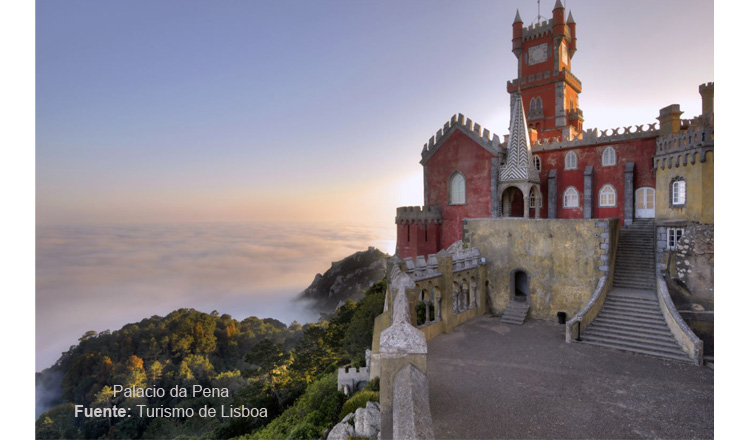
[510,269,529,303]
[501,186,525,218]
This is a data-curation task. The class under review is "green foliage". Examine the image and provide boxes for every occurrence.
[363,377,379,392]
[36,275,387,440]
[339,391,379,420]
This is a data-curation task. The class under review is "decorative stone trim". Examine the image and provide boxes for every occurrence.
[531,123,658,152]
[420,114,503,165]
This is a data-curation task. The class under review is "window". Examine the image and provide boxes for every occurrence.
[564,151,578,170]
[602,146,616,166]
[599,184,616,207]
[671,178,686,206]
[563,187,579,208]
[533,155,542,172]
[667,228,685,250]
[449,172,466,204]
[529,188,542,208]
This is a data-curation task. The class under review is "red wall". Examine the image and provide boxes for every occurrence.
[396,222,440,261]
[536,137,657,225]
[425,130,495,250]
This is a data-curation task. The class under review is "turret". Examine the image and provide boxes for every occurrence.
[512,10,523,59]
[658,104,683,135]
[567,11,577,57]
[552,0,566,37]
[699,82,714,116]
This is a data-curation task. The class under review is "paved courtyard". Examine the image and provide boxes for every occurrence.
[427,316,713,439]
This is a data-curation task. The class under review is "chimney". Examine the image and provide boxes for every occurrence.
[658,104,683,135]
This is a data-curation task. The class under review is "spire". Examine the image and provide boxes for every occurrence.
[499,94,539,183]
[566,10,576,24]
[554,0,564,10]
[513,9,522,24]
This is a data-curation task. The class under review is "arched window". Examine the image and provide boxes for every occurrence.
[529,187,542,208]
[529,98,537,112]
[599,184,616,207]
[449,172,466,205]
[533,155,542,172]
[671,178,686,206]
[563,187,579,208]
[602,146,616,166]
[564,151,578,170]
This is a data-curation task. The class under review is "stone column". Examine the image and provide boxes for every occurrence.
[436,297,442,320]
[548,170,557,219]
[491,157,499,217]
[583,166,593,219]
[624,162,634,226]
[523,195,530,219]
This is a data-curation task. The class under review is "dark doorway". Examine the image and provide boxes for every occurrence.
[502,187,525,217]
[513,270,529,302]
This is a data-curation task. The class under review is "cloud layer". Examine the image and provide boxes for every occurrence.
[36,221,394,371]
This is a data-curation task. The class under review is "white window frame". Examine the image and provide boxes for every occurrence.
[529,189,542,208]
[533,155,542,172]
[667,227,685,250]
[602,146,616,166]
[563,187,579,208]
[564,151,578,170]
[599,184,616,207]
[671,179,686,206]
[449,172,466,205]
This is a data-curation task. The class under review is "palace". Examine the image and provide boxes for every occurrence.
[395,0,713,266]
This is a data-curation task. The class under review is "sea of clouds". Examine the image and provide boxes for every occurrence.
[36,221,395,372]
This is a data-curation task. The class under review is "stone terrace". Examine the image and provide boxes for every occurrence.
[427,316,713,439]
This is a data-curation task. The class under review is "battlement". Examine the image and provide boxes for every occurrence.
[655,124,714,157]
[507,68,582,93]
[396,206,442,225]
[451,247,482,273]
[337,364,371,393]
[403,254,441,281]
[699,82,714,93]
[420,114,503,164]
[521,19,553,41]
[531,123,659,152]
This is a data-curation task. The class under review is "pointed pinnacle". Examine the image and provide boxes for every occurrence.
[554,0,564,10]
[513,9,523,24]
[567,11,576,24]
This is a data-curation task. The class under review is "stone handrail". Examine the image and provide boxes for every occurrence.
[565,276,608,342]
[377,265,435,439]
[655,272,703,365]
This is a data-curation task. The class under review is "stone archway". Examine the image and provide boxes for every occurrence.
[498,182,541,219]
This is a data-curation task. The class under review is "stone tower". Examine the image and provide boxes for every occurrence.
[508,0,582,140]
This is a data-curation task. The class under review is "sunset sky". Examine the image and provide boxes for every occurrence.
[36,0,714,227]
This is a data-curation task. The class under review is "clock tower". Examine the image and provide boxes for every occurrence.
[507,0,583,141]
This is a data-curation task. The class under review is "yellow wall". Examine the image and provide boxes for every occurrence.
[655,152,713,224]
[463,218,618,320]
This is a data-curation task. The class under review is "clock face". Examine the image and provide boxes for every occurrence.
[528,43,548,65]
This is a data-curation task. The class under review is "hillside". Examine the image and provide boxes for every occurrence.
[297,247,388,313]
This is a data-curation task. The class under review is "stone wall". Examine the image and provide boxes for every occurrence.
[463,217,618,320]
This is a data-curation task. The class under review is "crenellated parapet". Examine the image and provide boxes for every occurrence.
[395,206,442,225]
[654,123,714,170]
[521,19,553,41]
[403,254,441,281]
[531,123,659,152]
[451,247,482,273]
[507,67,582,93]
[420,114,504,165]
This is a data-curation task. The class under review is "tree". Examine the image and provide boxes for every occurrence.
[244,338,288,407]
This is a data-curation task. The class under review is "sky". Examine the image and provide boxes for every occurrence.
[35,0,714,226]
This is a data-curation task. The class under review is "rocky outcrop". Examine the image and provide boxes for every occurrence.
[327,401,381,440]
[298,247,388,313]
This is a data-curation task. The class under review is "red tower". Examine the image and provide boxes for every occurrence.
[507,0,583,140]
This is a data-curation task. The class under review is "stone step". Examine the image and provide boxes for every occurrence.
[581,335,688,357]
[600,305,663,318]
[597,311,667,325]
[591,321,674,338]
[584,328,682,349]
[613,282,656,290]
[579,340,691,362]
[593,316,671,333]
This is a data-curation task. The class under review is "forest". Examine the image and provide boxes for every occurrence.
[36,279,386,439]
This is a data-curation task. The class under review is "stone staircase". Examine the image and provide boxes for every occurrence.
[500,301,529,325]
[613,219,656,290]
[580,219,690,362]
[580,289,691,362]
